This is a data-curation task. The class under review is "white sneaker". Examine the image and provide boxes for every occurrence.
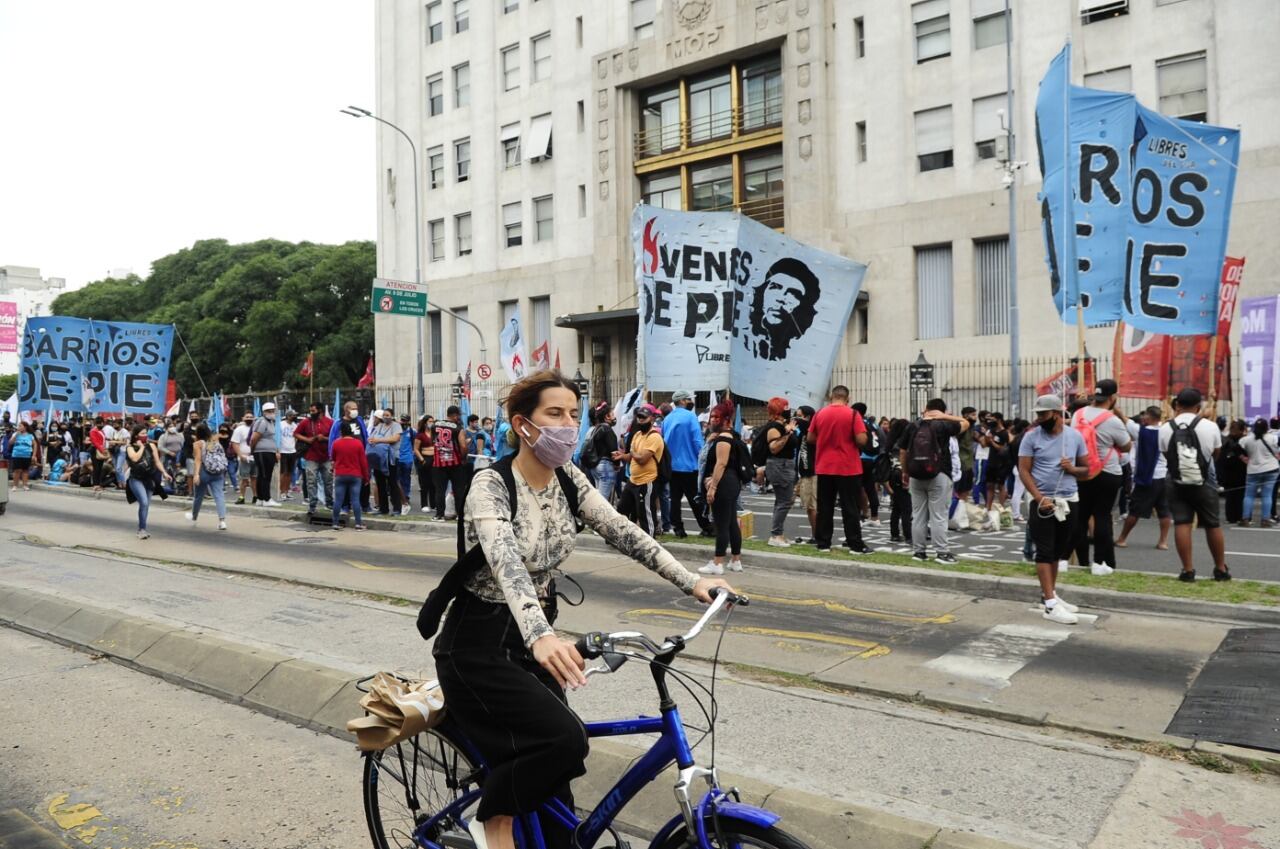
[1057,559,1070,573]
[217,520,227,530]
[1043,603,1078,625]
[184,511,195,523]
[263,499,282,507]
[400,505,411,516]
[1090,562,1115,576]
[727,559,744,572]
[1052,595,1080,614]
[421,506,431,513]
[699,560,725,575]
[468,818,489,849]
[767,537,791,548]
[137,530,151,540]
[865,518,880,527]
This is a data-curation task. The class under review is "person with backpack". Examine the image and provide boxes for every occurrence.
[699,399,749,574]
[852,402,886,527]
[886,418,913,543]
[579,402,619,500]
[897,398,967,563]
[612,404,665,536]
[186,423,230,530]
[791,405,819,543]
[124,425,171,540]
[663,390,712,538]
[806,385,872,553]
[756,396,799,547]
[1068,379,1132,575]
[1116,407,1172,551]
[1158,388,1231,582]
[1239,417,1280,527]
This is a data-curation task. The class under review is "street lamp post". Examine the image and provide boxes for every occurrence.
[909,350,935,419]
[340,106,425,418]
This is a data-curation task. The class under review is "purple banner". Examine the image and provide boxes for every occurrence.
[1240,294,1280,421]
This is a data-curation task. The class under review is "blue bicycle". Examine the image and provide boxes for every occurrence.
[360,589,810,849]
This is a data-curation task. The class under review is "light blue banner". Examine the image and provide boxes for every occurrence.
[19,317,173,414]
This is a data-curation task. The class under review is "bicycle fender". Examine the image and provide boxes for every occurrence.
[646,804,782,849]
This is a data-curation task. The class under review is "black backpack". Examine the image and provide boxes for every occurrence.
[657,434,672,482]
[751,423,779,468]
[1166,416,1210,487]
[905,420,944,480]
[417,456,582,641]
[579,424,603,468]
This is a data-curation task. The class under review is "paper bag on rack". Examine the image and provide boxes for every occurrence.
[346,672,446,752]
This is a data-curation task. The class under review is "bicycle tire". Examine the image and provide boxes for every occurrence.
[656,818,813,849]
[362,728,482,849]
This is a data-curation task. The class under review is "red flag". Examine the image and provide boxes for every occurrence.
[532,341,550,371]
[463,361,473,400]
[1035,359,1096,402]
[554,349,561,370]
[356,356,375,388]
[299,351,314,378]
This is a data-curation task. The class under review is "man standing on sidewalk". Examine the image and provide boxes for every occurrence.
[663,390,711,538]
[898,399,966,563]
[805,385,871,553]
[792,405,819,543]
[294,402,333,517]
[1019,394,1090,624]
[1116,407,1171,551]
[230,413,256,505]
[1159,388,1232,583]
[1070,379,1131,576]
[250,402,281,507]
[432,405,468,522]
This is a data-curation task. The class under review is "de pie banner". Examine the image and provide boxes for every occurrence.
[18,317,175,414]
[1036,44,1240,336]
[1240,294,1280,421]
[632,205,867,406]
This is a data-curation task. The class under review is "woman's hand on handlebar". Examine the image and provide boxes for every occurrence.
[532,634,588,690]
[692,577,735,603]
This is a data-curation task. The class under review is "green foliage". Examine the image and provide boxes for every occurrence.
[49,239,375,394]
[0,373,16,398]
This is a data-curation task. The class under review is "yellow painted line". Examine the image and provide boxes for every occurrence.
[740,592,957,624]
[622,609,890,658]
[343,559,416,573]
[48,794,103,830]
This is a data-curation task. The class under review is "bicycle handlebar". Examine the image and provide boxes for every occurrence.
[575,587,748,662]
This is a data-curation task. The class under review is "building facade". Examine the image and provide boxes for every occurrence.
[371,0,1280,407]
[1,266,67,376]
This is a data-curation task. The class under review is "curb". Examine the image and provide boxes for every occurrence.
[0,583,1031,849]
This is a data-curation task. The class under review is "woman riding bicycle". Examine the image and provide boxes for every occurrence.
[433,370,734,849]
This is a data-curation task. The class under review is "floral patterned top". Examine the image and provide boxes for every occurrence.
[463,462,699,647]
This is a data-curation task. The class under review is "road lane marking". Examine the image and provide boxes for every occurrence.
[1224,550,1280,558]
[923,622,1087,690]
[343,559,417,573]
[621,608,891,657]
[742,593,957,624]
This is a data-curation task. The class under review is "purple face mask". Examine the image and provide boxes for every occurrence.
[520,421,579,468]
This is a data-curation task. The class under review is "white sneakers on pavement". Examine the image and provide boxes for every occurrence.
[1043,603,1078,625]
[400,505,411,516]
[217,520,227,530]
[1053,595,1080,614]
[421,506,431,513]
[137,530,151,540]
[1090,562,1115,576]
[262,499,282,507]
[727,559,743,572]
[184,512,195,523]
[767,537,791,548]
[699,560,724,575]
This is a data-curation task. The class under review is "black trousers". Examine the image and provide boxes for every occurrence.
[1073,471,1123,568]
[710,472,742,556]
[374,463,402,514]
[434,464,469,519]
[889,483,912,540]
[816,473,865,550]
[669,470,710,534]
[416,460,435,510]
[254,452,277,503]
[630,480,662,537]
[434,592,585,840]
[1223,482,1245,524]
[861,472,881,519]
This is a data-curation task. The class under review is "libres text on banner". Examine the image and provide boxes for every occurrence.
[19,317,174,414]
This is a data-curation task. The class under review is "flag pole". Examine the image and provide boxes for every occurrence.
[1206,334,1220,417]
[309,350,315,406]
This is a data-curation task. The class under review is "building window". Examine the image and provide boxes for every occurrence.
[972,1,1009,50]
[503,203,522,247]
[577,100,585,132]
[534,195,554,242]
[503,0,518,12]
[640,85,681,156]
[455,213,472,257]
[1081,0,1128,24]
[531,33,551,82]
[690,160,734,212]
[429,219,445,262]
[428,145,444,188]
[576,16,584,46]
[854,17,865,58]
[856,121,867,162]
[578,184,586,217]
[632,0,655,40]
[426,1,443,43]
[501,123,521,169]
[912,0,950,63]
[641,170,682,210]
[501,44,520,91]
[973,94,1004,160]
[1157,51,1208,121]
[428,312,443,373]
[689,71,732,143]
[454,138,470,182]
[1084,65,1132,93]
[454,307,470,371]
[531,297,551,348]
[454,0,469,32]
[914,105,953,172]
[854,302,869,344]
[741,147,784,228]
[427,74,444,116]
[916,244,954,340]
[741,54,783,131]
[527,113,553,161]
[453,63,470,108]
[976,238,1010,335]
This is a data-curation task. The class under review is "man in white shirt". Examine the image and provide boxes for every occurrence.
[1158,388,1230,582]
[229,413,256,505]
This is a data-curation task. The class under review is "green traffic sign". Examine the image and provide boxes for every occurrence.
[371,277,429,317]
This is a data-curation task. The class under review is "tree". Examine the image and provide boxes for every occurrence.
[49,239,375,395]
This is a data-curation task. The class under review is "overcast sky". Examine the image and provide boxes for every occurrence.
[0,1,376,289]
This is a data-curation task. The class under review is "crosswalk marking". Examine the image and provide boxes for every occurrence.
[923,621,1092,691]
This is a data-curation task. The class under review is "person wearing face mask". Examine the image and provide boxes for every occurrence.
[278,409,299,500]
[423,369,734,849]
[230,413,257,505]
[611,405,665,536]
[433,406,470,529]
[1017,395,1091,624]
[157,422,185,489]
[294,403,334,517]
[1069,380,1131,576]
[329,400,371,513]
[125,425,172,540]
[249,402,281,507]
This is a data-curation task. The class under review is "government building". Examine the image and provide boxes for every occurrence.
[370,0,1279,413]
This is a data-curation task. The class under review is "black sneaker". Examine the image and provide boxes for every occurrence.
[815,546,832,552]
[912,551,929,562]
[674,529,688,539]
[1213,567,1232,582]
[934,552,958,564]
[847,544,873,555]
[1178,570,1196,583]
[890,534,904,542]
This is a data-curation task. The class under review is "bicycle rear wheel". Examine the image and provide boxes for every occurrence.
[657,818,813,849]
[362,728,482,849]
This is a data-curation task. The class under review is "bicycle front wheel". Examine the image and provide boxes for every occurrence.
[657,818,813,849]
[362,729,482,849]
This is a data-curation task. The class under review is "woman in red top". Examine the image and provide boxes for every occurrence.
[89,417,110,491]
[331,421,370,530]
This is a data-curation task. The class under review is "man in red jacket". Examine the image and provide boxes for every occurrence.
[805,385,872,554]
[294,402,334,517]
